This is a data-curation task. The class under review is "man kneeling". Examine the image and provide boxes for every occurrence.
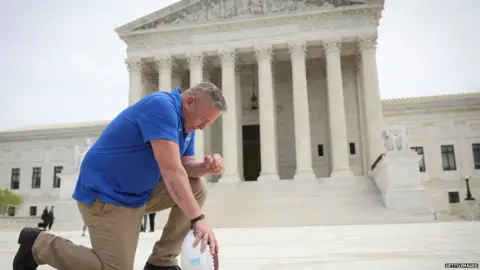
[13,82,226,270]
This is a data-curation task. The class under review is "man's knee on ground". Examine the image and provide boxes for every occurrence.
[189,178,207,202]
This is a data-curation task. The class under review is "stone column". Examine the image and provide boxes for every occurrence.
[355,54,369,175]
[202,68,214,182]
[255,44,279,181]
[172,68,183,90]
[203,67,213,157]
[218,49,241,182]
[188,52,205,161]
[358,36,385,168]
[323,40,353,178]
[156,54,172,92]
[235,65,244,180]
[288,41,316,180]
[125,58,143,105]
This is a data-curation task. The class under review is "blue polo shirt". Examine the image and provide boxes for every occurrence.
[72,89,195,207]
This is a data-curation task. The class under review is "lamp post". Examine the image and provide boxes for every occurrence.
[464,176,475,201]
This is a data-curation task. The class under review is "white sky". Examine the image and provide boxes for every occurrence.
[0,0,478,131]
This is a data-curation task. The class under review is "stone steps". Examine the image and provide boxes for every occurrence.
[35,176,441,231]
[164,177,436,228]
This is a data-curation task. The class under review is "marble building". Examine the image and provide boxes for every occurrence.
[0,0,479,221]
[119,0,386,181]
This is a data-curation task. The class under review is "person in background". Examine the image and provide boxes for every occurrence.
[82,224,88,237]
[47,206,55,231]
[149,213,156,232]
[38,207,49,231]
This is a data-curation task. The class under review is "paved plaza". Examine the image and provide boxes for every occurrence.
[1,221,479,269]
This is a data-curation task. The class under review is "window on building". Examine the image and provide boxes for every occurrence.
[317,145,324,157]
[31,167,42,189]
[29,206,37,216]
[472,143,480,170]
[53,166,63,188]
[7,206,16,217]
[411,146,426,172]
[441,145,457,171]
[349,143,356,155]
[448,191,460,203]
[10,168,20,190]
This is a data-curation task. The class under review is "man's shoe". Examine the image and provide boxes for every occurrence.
[13,227,42,270]
[144,262,182,270]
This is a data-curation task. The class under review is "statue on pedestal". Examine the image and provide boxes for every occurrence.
[381,125,409,152]
[73,138,94,168]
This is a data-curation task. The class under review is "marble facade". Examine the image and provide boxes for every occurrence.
[1,0,480,222]
[119,0,386,181]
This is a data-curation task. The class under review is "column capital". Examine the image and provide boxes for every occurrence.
[322,39,342,56]
[235,58,245,73]
[203,59,214,69]
[254,44,273,61]
[358,36,378,53]
[187,52,204,68]
[155,54,173,70]
[218,48,237,66]
[235,65,244,73]
[288,41,307,58]
[171,65,183,77]
[125,58,142,72]
[142,68,156,78]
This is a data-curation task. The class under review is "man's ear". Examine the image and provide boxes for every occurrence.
[185,95,195,107]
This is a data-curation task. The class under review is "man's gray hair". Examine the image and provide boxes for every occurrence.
[184,82,227,111]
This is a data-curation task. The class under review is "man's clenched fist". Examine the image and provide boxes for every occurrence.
[204,154,224,175]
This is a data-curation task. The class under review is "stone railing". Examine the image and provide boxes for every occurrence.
[0,217,40,231]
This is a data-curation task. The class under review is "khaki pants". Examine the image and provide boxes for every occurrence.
[32,178,207,270]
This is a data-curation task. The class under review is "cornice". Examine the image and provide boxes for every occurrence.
[0,124,106,143]
[117,3,382,37]
[382,93,480,115]
[382,105,480,117]
[120,4,382,42]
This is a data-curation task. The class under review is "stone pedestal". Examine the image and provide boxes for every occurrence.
[372,149,431,214]
[54,167,84,230]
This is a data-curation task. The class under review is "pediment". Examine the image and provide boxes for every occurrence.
[117,0,369,33]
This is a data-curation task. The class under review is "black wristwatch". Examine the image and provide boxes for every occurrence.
[190,214,205,229]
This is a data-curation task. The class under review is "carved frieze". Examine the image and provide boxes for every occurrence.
[125,7,378,52]
[135,0,363,30]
